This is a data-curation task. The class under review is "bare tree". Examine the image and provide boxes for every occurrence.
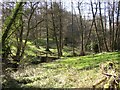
[99,1,109,52]
[2,2,23,65]
[108,2,112,51]
[115,1,120,51]
[45,1,50,52]
[50,1,60,58]
[12,2,44,66]
[71,2,76,55]
[78,2,85,56]
[59,1,63,56]
[91,1,102,52]
[20,2,44,59]
[111,1,115,51]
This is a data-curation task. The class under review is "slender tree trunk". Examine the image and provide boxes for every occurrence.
[15,15,23,62]
[85,18,94,50]
[71,2,75,55]
[112,1,115,51]
[115,1,120,51]
[91,2,102,52]
[104,3,107,46]
[99,2,109,52]
[20,3,38,58]
[117,2,120,51]
[51,2,60,58]
[108,2,112,51]
[78,2,85,56]
[45,1,50,52]
[59,1,63,56]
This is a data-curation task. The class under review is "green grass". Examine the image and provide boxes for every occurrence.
[21,41,80,64]
[7,51,119,88]
[10,40,84,63]
[58,52,119,70]
[25,40,81,58]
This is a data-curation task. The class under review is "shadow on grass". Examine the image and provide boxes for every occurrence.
[26,55,58,65]
[2,75,22,88]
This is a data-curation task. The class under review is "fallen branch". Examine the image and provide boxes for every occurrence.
[93,77,107,88]
[93,61,120,89]
[102,72,117,77]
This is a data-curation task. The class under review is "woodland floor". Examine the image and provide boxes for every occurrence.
[3,52,120,88]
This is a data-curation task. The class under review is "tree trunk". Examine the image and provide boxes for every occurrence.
[112,2,115,51]
[78,2,85,56]
[15,15,23,63]
[20,2,39,59]
[2,2,23,65]
[108,2,112,51]
[99,2,109,52]
[59,1,63,56]
[71,2,76,56]
[115,1,120,51]
[91,2,102,52]
[2,2,23,48]
[51,2,60,58]
[45,1,50,52]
